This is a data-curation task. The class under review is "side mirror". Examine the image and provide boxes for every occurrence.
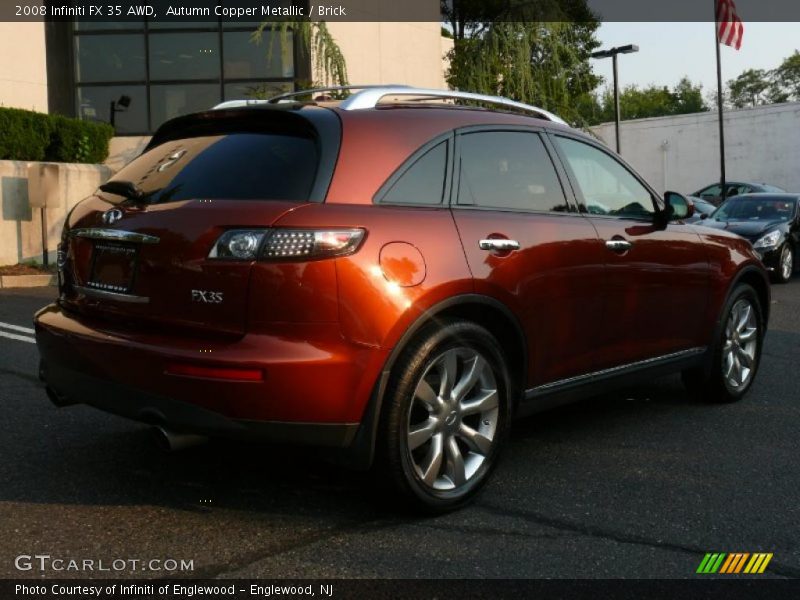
[700,213,708,220]
[664,191,694,220]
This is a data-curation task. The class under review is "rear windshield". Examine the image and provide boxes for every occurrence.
[106,132,319,203]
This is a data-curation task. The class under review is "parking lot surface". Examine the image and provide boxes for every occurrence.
[1,281,799,579]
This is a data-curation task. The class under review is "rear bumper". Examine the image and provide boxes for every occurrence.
[35,303,386,447]
[42,361,358,445]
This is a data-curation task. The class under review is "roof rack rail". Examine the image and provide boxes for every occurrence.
[211,85,410,110]
[336,86,568,125]
[212,99,268,110]
[214,85,568,125]
[267,84,412,104]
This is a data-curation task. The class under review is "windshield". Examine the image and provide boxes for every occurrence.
[712,197,796,222]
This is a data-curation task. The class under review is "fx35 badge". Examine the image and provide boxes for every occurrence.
[191,290,224,304]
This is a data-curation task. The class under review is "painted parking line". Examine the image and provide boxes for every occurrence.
[0,330,35,344]
[0,321,36,344]
[0,321,35,335]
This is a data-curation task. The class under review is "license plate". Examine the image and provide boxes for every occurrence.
[87,242,139,294]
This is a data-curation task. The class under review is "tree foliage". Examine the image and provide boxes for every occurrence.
[727,68,770,108]
[252,20,348,96]
[443,1,602,126]
[769,51,800,103]
[581,77,708,124]
[727,52,800,108]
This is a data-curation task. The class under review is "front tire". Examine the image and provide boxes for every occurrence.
[773,244,794,284]
[682,283,764,403]
[378,321,511,513]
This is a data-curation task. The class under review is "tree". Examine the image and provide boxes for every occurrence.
[443,1,602,126]
[769,50,800,102]
[251,21,348,96]
[672,77,706,113]
[727,68,770,108]
[581,78,708,124]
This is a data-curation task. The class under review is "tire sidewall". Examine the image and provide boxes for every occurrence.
[713,284,764,400]
[384,321,512,511]
[780,244,793,282]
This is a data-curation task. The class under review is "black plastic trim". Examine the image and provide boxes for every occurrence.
[40,361,357,447]
[519,347,707,416]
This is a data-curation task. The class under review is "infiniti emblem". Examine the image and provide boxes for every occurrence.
[102,208,123,225]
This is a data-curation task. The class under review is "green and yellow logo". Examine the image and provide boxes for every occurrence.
[697,552,773,574]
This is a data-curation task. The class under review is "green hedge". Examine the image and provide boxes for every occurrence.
[0,107,114,164]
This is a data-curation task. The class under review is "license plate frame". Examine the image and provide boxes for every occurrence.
[87,241,139,295]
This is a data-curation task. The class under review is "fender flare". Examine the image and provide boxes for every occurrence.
[697,263,770,378]
[337,293,525,470]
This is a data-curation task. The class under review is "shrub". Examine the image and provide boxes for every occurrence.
[0,107,52,161]
[0,107,114,164]
[46,115,114,164]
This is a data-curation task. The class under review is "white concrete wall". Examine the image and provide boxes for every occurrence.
[0,22,48,112]
[0,161,112,266]
[591,102,800,196]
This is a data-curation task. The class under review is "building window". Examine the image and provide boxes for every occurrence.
[72,20,300,135]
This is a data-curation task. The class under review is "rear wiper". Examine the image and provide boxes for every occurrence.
[99,180,144,200]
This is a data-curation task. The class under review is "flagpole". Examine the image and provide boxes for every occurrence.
[714,0,727,199]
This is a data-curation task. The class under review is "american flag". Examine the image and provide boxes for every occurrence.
[716,0,744,50]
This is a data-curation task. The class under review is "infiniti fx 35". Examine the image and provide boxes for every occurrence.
[35,87,770,511]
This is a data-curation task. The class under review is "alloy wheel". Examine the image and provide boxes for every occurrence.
[406,347,499,491]
[722,298,758,390]
[781,246,793,281]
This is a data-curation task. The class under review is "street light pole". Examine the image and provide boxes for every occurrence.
[612,53,620,153]
[590,44,639,154]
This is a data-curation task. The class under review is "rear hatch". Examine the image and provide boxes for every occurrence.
[59,106,340,337]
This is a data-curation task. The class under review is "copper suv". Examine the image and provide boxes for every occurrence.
[36,86,770,511]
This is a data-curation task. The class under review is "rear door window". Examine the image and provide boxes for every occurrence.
[107,132,319,203]
[456,131,569,213]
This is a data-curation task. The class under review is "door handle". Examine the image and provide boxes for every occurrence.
[479,239,520,252]
[605,239,633,253]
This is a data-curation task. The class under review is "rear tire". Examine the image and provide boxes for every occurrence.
[682,283,764,403]
[377,321,511,513]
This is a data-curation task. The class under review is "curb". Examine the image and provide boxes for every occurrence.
[0,274,57,288]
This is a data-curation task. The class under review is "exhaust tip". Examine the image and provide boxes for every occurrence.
[152,427,208,452]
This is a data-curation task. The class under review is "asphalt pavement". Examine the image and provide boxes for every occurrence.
[1,282,799,579]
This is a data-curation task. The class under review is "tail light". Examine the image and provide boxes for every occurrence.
[208,228,365,261]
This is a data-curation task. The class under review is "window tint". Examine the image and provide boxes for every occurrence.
[457,132,568,212]
[74,34,146,83]
[77,85,147,135]
[699,184,721,198]
[380,141,448,205]
[555,137,654,218]
[108,133,318,203]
